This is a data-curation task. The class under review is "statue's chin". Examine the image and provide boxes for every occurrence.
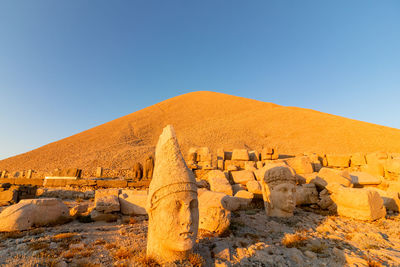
[166,238,195,252]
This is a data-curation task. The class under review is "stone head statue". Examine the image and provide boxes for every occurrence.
[146,125,199,263]
[261,166,296,217]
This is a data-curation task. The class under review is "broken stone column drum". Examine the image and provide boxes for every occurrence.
[261,166,296,217]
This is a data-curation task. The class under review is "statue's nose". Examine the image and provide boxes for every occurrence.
[180,204,192,226]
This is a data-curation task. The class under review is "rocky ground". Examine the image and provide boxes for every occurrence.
[1,200,400,267]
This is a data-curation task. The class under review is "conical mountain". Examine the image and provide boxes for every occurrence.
[1,91,400,172]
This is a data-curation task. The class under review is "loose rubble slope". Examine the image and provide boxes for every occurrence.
[1,91,400,171]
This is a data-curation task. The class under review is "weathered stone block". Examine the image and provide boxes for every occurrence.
[360,164,384,177]
[296,184,319,205]
[231,170,255,185]
[96,179,127,188]
[334,188,386,221]
[0,189,18,206]
[367,188,400,212]
[207,170,233,196]
[350,172,381,186]
[95,195,120,213]
[313,168,352,189]
[326,154,350,168]
[248,151,259,161]
[119,189,148,215]
[351,153,366,166]
[233,190,254,209]
[246,180,262,196]
[198,190,231,234]
[285,156,313,174]
[0,198,70,231]
[231,149,249,161]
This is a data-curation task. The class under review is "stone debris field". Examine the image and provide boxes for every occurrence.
[1,125,400,267]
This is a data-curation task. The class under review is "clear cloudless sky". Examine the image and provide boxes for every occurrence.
[0,1,399,160]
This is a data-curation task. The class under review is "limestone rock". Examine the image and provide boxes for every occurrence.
[119,189,148,215]
[231,149,249,161]
[231,170,255,185]
[366,152,388,164]
[206,170,233,196]
[350,172,382,186]
[0,198,70,231]
[334,188,386,221]
[198,190,231,234]
[313,168,352,189]
[326,154,350,168]
[285,156,313,174]
[296,184,319,205]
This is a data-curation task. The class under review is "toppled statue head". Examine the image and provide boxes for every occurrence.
[261,166,296,217]
[146,125,199,263]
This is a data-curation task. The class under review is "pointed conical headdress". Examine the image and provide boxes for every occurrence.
[146,125,197,212]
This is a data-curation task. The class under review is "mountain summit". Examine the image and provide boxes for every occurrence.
[1,91,400,171]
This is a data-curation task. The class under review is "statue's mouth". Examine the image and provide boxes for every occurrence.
[179,232,193,239]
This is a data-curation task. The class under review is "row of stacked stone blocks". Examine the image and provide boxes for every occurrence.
[186,147,280,171]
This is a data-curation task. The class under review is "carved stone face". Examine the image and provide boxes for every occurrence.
[150,191,199,252]
[269,183,296,216]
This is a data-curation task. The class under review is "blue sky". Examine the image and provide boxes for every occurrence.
[0,1,399,160]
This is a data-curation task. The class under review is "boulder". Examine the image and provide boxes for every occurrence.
[318,189,335,210]
[95,195,120,213]
[367,188,400,212]
[313,168,352,189]
[207,170,233,196]
[198,190,232,234]
[119,189,148,215]
[334,188,386,221]
[285,156,313,174]
[0,198,70,231]
[350,153,366,166]
[233,190,254,209]
[231,170,255,185]
[326,154,350,168]
[350,172,381,186]
[296,184,319,205]
[231,149,249,161]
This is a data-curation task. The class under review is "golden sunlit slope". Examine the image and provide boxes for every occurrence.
[1,91,400,172]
